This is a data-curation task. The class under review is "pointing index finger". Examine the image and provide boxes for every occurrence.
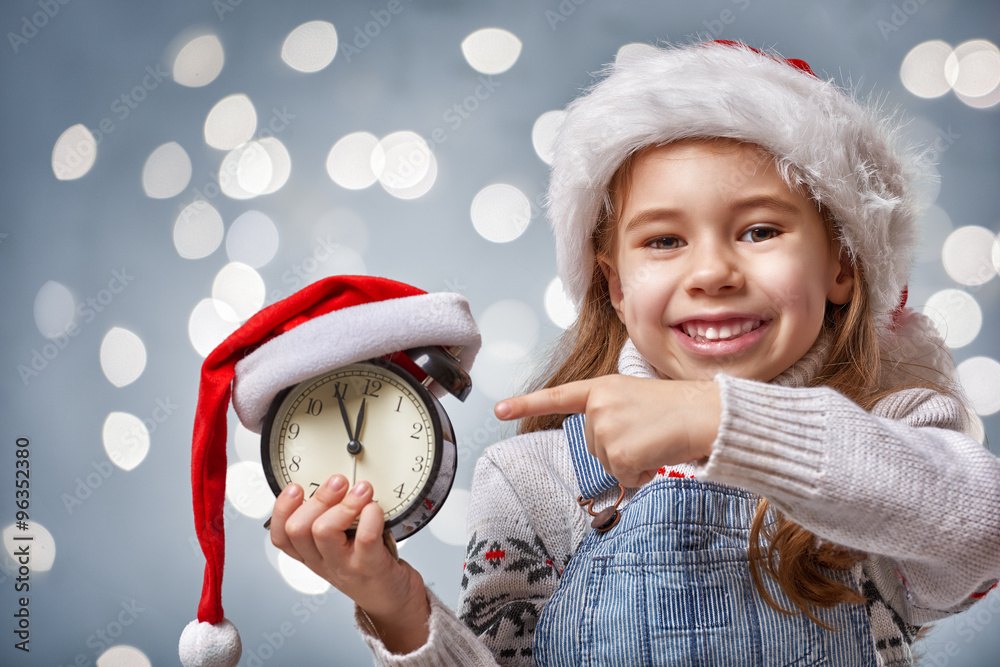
[495,380,592,420]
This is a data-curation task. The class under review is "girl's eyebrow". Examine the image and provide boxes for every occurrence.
[729,195,802,216]
[622,207,684,234]
[623,195,803,234]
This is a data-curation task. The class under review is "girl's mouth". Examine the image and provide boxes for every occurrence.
[679,318,764,343]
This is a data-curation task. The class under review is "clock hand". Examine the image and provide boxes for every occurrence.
[337,395,355,441]
[354,398,367,444]
[348,398,366,480]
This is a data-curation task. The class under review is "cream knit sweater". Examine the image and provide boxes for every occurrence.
[356,339,1000,666]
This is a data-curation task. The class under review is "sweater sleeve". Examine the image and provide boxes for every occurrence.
[355,430,584,665]
[693,375,1000,624]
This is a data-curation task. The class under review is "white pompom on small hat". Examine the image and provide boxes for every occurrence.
[547,40,934,336]
[180,275,480,667]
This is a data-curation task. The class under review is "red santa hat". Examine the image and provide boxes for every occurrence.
[179,275,481,667]
[548,39,935,336]
[547,39,955,383]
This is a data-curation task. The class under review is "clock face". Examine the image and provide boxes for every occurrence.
[262,360,445,526]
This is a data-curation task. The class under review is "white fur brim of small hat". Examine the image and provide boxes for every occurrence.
[547,41,934,334]
[233,292,481,432]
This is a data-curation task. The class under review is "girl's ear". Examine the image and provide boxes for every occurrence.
[599,254,627,323]
[827,249,854,305]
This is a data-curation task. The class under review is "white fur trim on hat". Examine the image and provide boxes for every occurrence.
[547,41,933,334]
[233,292,481,432]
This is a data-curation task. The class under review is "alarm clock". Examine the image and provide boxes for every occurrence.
[260,346,471,548]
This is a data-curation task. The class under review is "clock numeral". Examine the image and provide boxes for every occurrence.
[331,382,347,400]
[363,379,382,398]
[287,423,300,439]
[289,455,301,472]
[393,483,405,499]
[306,398,323,416]
[410,422,423,439]
[412,455,424,472]
[308,482,320,498]
[395,396,403,412]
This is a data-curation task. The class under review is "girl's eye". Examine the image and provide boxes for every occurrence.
[740,227,780,243]
[646,236,685,250]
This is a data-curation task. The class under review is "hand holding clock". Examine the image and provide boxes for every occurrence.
[270,474,431,655]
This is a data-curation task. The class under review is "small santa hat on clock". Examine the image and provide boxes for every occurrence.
[179,275,481,667]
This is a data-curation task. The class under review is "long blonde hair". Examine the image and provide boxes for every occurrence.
[520,141,943,627]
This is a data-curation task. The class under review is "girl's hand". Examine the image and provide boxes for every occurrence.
[269,475,430,654]
[495,376,720,487]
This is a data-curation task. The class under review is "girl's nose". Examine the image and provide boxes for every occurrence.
[682,244,744,296]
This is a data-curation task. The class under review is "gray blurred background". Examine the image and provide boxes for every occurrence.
[1,0,998,664]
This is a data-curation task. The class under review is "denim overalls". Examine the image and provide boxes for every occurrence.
[533,414,876,666]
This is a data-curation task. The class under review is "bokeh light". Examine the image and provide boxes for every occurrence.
[278,551,331,594]
[470,184,531,243]
[173,201,225,260]
[33,280,76,339]
[172,34,224,87]
[102,412,150,471]
[942,226,998,286]
[96,645,152,667]
[900,40,954,98]
[226,210,279,268]
[225,461,273,519]
[281,20,339,72]
[956,356,1000,416]
[220,138,292,199]
[531,110,565,165]
[142,142,192,199]
[326,131,381,189]
[99,327,147,387]
[188,298,240,357]
[257,137,292,194]
[922,289,982,349]
[212,262,265,321]
[946,39,1000,107]
[204,94,257,150]
[264,532,282,571]
[51,124,97,180]
[3,521,55,572]
[221,142,269,199]
[429,488,470,546]
[373,131,437,199]
[544,277,578,329]
[460,28,522,74]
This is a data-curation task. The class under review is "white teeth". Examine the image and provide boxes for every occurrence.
[682,319,761,342]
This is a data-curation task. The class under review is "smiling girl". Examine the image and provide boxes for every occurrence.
[268,41,1000,666]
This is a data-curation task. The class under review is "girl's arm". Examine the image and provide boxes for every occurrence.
[271,430,579,666]
[695,376,1000,622]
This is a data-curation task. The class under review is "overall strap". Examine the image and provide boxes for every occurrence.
[563,414,619,499]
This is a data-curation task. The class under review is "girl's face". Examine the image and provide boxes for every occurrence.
[602,140,853,382]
